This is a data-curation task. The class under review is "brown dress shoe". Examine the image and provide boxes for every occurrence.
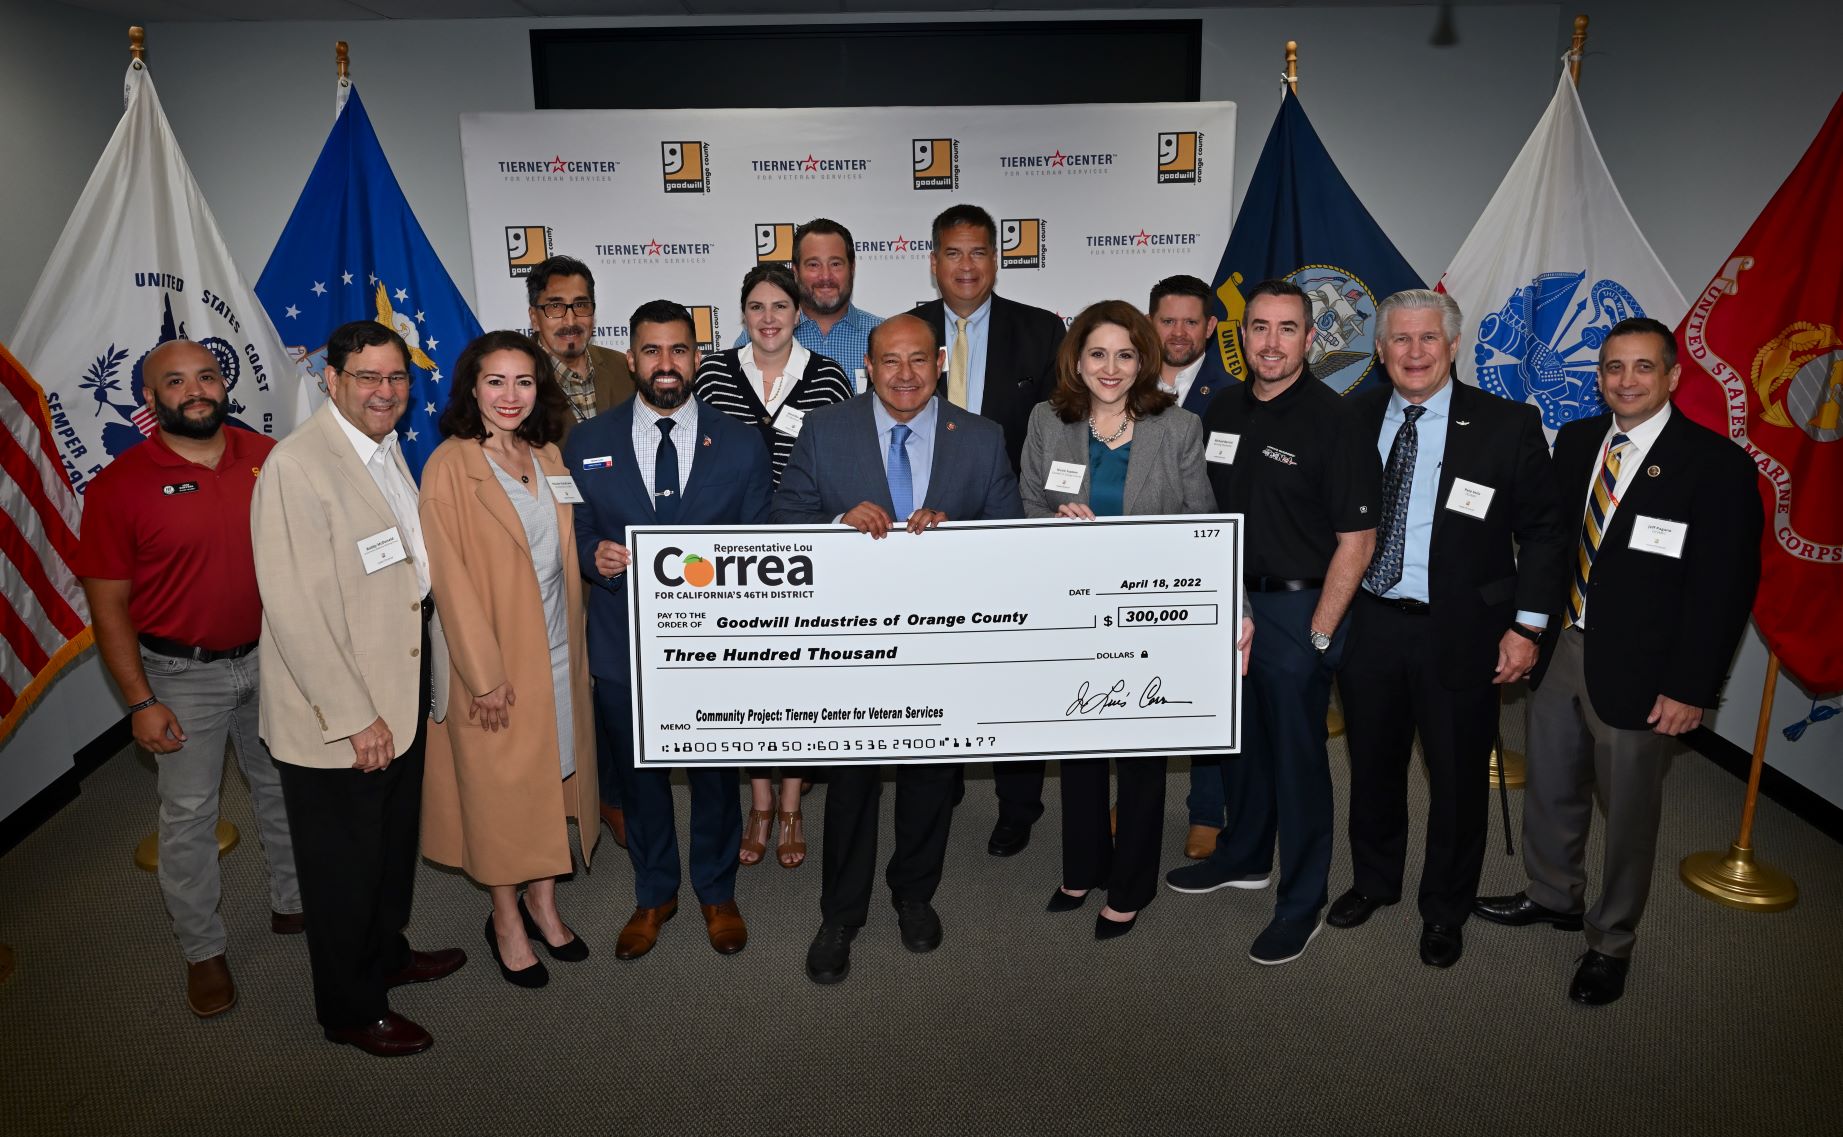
[599,803,627,849]
[271,910,305,935]
[323,1011,433,1057]
[701,899,748,955]
[384,947,466,988]
[615,899,678,959]
[1185,824,1221,860]
[186,954,236,1018]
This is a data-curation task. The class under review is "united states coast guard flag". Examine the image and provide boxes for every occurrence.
[10,60,297,497]
[257,85,483,478]
[1199,89,1423,398]
[1440,69,1685,430]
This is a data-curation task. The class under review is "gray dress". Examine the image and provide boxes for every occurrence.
[488,455,575,779]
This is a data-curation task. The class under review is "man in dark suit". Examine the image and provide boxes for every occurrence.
[565,300,773,962]
[1331,290,1568,969]
[912,203,1065,858]
[1475,317,1762,1006]
[772,313,1021,985]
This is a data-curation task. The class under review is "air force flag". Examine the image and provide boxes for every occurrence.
[257,85,483,478]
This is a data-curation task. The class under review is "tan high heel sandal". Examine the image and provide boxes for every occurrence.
[739,809,774,866]
[776,810,806,869]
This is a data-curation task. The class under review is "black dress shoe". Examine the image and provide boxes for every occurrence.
[893,899,943,953]
[805,923,858,985]
[1094,909,1138,940]
[1046,888,1088,913]
[987,819,1030,857]
[1472,891,1584,930]
[1569,950,1630,1006]
[1325,888,1396,929]
[518,896,589,963]
[1419,923,1464,968]
[484,917,548,989]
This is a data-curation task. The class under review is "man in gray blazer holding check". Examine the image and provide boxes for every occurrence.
[772,313,1021,985]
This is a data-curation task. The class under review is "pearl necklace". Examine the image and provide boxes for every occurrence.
[1088,412,1130,444]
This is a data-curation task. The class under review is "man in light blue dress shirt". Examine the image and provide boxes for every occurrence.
[735,218,881,390]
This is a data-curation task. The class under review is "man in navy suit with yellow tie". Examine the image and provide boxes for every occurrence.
[566,300,773,962]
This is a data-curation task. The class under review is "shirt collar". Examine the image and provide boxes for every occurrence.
[797,304,872,333]
[738,340,810,381]
[1241,367,1318,409]
[546,347,593,383]
[872,393,938,443]
[1389,377,1454,420]
[633,393,699,434]
[946,295,994,331]
[331,403,396,466]
[1610,402,1671,450]
[1162,357,1205,394]
[146,428,241,467]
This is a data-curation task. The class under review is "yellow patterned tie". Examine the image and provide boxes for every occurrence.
[1565,433,1632,628]
[948,316,970,409]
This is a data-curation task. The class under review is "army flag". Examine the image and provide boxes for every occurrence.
[257,85,483,479]
[1199,89,1423,399]
[1673,92,1843,694]
[10,61,298,499]
[1439,70,1685,430]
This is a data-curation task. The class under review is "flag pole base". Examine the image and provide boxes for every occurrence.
[1680,843,1797,912]
[134,822,238,872]
[1489,746,1527,788]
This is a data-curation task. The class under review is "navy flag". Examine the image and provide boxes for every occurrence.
[1201,90,1422,397]
[257,86,484,478]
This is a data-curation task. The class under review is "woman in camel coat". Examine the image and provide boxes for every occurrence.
[419,330,597,988]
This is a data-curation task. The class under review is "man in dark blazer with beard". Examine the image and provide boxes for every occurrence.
[1475,316,1762,1006]
[1330,290,1568,971]
[912,203,1065,859]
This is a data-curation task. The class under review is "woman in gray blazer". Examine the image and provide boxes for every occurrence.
[1021,300,1214,939]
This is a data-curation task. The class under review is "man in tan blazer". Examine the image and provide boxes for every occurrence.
[253,320,463,1058]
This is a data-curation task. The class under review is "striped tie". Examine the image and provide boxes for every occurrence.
[1565,432,1631,628]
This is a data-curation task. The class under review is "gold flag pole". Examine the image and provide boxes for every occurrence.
[1568,15,1588,85]
[1488,687,1527,787]
[1285,40,1299,97]
[1680,653,1798,909]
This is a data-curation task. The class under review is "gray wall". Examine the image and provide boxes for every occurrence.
[4,1,1841,816]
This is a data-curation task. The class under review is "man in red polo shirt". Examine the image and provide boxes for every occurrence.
[74,339,300,1019]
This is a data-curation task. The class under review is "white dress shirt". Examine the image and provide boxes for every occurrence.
[1575,404,1672,630]
[331,407,430,596]
[1160,357,1205,407]
[738,341,811,416]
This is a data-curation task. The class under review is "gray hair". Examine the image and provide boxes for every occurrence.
[1376,288,1462,343]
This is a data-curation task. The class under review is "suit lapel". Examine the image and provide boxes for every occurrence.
[315,404,397,531]
[1430,384,1480,550]
[922,404,961,512]
[1121,415,1152,514]
[603,402,655,520]
[677,413,716,516]
[468,444,532,557]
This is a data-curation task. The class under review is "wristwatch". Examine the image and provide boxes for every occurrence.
[1507,622,1544,643]
[1309,629,1332,654]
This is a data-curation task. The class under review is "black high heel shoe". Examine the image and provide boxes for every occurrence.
[1094,907,1139,940]
[1046,888,1089,913]
[485,915,549,988]
[519,896,589,963]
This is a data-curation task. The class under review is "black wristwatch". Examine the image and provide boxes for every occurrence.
[1507,623,1544,643]
[127,696,161,713]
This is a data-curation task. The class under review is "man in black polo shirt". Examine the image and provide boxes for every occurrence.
[1165,279,1381,965]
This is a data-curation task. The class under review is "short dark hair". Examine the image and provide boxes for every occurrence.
[931,204,997,248]
[525,255,595,309]
[867,314,939,359]
[630,299,697,343]
[1050,300,1175,423]
[326,319,410,374]
[1242,278,1313,326]
[1601,316,1678,372]
[1149,274,1213,313]
[794,218,856,265]
[438,330,566,447]
[740,263,799,312]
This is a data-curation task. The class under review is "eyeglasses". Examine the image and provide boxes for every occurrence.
[337,368,412,390]
[537,300,594,318]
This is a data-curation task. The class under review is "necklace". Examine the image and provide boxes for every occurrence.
[1088,411,1130,444]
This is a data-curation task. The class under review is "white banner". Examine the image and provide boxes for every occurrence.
[625,517,1244,768]
[460,102,1234,353]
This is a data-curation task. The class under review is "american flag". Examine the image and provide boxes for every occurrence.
[0,343,92,745]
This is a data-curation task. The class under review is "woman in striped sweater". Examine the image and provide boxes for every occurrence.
[692,263,854,870]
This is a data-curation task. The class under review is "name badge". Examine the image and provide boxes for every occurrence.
[580,455,613,471]
[1205,432,1240,464]
[1444,477,1495,519]
[1629,515,1688,558]
[1044,460,1086,494]
[545,475,584,504]
[773,405,807,437]
[358,527,408,575]
[853,368,868,395]
[162,481,199,496]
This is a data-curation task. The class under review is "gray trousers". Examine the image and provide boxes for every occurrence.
[1522,627,1674,958]
[141,647,300,962]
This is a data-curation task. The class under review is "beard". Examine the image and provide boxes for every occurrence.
[155,396,227,439]
[799,284,849,317]
[638,369,689,410]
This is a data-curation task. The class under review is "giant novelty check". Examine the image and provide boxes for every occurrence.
[627,517,1243,767]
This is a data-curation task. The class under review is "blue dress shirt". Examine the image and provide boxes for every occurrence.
[871,395,937,510]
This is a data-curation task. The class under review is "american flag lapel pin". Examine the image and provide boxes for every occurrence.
[703,435,713,447]
[946,421,957,431]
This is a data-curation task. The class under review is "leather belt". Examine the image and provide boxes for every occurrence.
[1244,576,1324,593]
[138,634,257,663]
[1363,592,1430,613]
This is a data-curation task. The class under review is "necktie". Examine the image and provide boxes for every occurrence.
[1566,432,1632,627]
[654,418,680,524]
[887,423,914,520]
[948,316,970,409]
[1363,404,1427,595]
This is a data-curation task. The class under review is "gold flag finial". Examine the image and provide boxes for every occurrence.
[129,25,145,62]
[1284,40,1299,96]
[1569,15,1589,85]
[336,40,349,80]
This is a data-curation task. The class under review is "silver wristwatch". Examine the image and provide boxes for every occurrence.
[1309,629,1331,654]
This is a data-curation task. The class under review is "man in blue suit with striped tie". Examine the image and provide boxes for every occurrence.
[566,300,773,962]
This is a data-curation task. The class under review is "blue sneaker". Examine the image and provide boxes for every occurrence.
[1165,859,1273,894]
[1249,915,1322,965]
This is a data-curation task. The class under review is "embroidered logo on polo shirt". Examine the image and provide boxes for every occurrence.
[1260,445,1298,467]
[162,481,199,496]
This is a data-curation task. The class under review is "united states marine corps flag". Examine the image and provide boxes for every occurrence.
[1673,92,1843,694]
[1199,90,1423,398]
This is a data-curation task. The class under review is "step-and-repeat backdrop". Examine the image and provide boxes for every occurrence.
[460,102,1235,361]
